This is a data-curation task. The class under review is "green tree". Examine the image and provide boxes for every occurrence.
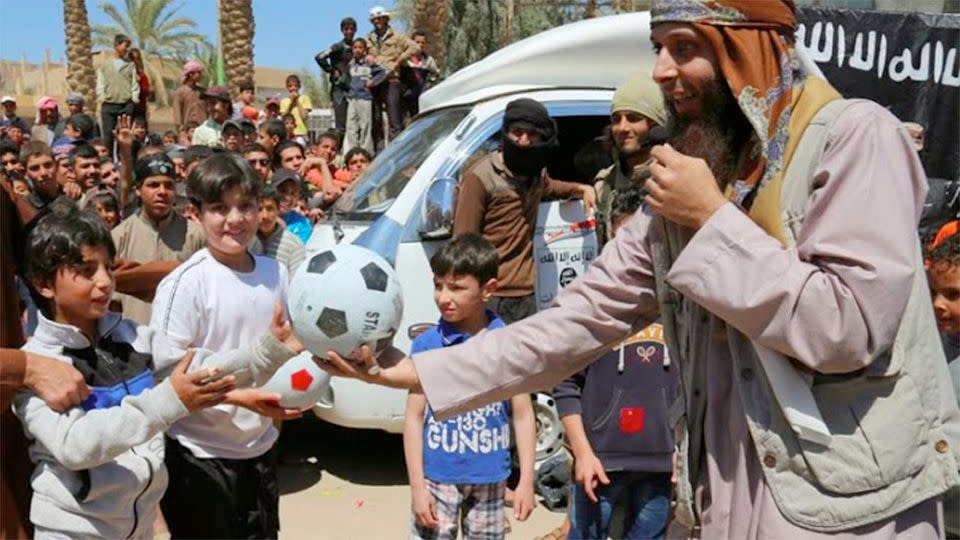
[92,0,212,106]
[298,67,330,109]
[396,0,593,76]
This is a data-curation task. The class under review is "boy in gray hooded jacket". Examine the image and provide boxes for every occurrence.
[14,202,302,540]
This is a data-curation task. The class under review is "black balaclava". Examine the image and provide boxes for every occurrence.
[501,98,557,179]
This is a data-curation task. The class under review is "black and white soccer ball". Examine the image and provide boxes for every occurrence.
[287,245,403,359]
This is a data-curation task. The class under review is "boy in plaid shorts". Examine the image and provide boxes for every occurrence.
[404,234,537,539]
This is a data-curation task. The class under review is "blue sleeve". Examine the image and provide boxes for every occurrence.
[410,328,440,357]
[369,64,389,87]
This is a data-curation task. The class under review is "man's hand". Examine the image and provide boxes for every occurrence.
[646,144,727,229]
[574,450,610,503]
[513,480,536,521]
[63,181,82,200]
[169,350,236,411]
[225,388,303,419]
[270,302,304,354]
[411,485,439,528]
[23,352,90,413]
[579,185,597,214]
[299,156,327,176]
[317,345,419,390]
[114,115,134,149]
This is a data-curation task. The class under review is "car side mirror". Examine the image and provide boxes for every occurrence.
[418,176,456,240]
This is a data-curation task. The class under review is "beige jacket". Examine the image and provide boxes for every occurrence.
[111,210,206,325]
[366,28,420,79]
[413,99,960,533]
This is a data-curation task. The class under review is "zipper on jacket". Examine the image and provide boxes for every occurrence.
[126,447,154,539]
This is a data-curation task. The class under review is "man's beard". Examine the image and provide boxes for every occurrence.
[667,79,753,187]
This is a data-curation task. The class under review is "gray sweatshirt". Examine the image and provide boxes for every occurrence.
[15,312,294,539]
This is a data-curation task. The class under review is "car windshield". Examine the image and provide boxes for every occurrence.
[332,107,470,220]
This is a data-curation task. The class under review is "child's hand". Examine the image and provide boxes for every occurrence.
[573,450,610,503]
[63,181,82,199]
[270,302,305,354]
[169,350,237,411]
[224,388,303,420]
[411,486,439,528]
[513,481,536,521]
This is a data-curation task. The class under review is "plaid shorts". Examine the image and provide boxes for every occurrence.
[410,479,506,540]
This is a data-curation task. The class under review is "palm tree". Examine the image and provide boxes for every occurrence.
[413,0,448,70]
[92,0,212,106]
[218,0,255,98]
[63,0,97,109]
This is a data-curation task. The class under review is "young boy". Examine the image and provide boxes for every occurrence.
[279,74,311,139]
[345,38,387,155]
[256,185,306,275]
[552,188,675,540]
[243,142,273,182]
[150,153,298,539]
[404,234,536,540]
[926,227,960,540]
[257,118,287,157]
[85,190,121,229]
[304,130,351,206]
[15,201,302,539]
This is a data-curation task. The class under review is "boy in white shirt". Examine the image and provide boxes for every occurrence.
[151,153,300,539]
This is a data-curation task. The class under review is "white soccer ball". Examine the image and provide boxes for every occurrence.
[287,244,403,361]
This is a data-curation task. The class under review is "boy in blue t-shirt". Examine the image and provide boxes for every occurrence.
[404,234,536,539]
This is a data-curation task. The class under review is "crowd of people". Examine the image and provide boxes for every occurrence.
[0,1,958,540]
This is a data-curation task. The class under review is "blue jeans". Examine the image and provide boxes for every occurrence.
[568,471,670,540]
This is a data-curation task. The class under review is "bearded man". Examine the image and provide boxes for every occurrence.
[323,2,960,537]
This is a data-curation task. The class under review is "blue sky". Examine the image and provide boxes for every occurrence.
[0,0,400,70]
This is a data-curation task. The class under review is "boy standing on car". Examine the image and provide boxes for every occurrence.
[452,98,595,324]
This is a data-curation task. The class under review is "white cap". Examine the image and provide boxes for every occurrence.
[369,5,390,20]
[0,96,14,104]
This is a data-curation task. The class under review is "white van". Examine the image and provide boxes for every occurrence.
[306,12,656,467]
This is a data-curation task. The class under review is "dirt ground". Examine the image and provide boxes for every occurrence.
[277,416,566,540]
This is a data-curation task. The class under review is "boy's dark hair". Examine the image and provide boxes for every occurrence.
[430,233,499,284]
[259,185,281,204]
[412,30,428,40]
[132,117,147,127]
[162,130,177,140]
[25,199,116,286]
[114,34,131,46]
[187,152,261,207]
[0,141,17,158]
[69,142,99,163]
[19,141,52,164]
[89,137,105,147]
[285,74,301,87]
[66,113,95,140]
[610,187,644,222]
[344,147,372,164]
[316,130,340,147]
[340,16,357,30]
[88,191,119,213]
[238,79,255,92]
[241,143,269,156]
[184,144,214,169]
[98,155,112,165]
[281,113,295,124]
[260,119,287,142]
[928,232,960,268]
[353,38,368,48]
[272,140,303,169]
